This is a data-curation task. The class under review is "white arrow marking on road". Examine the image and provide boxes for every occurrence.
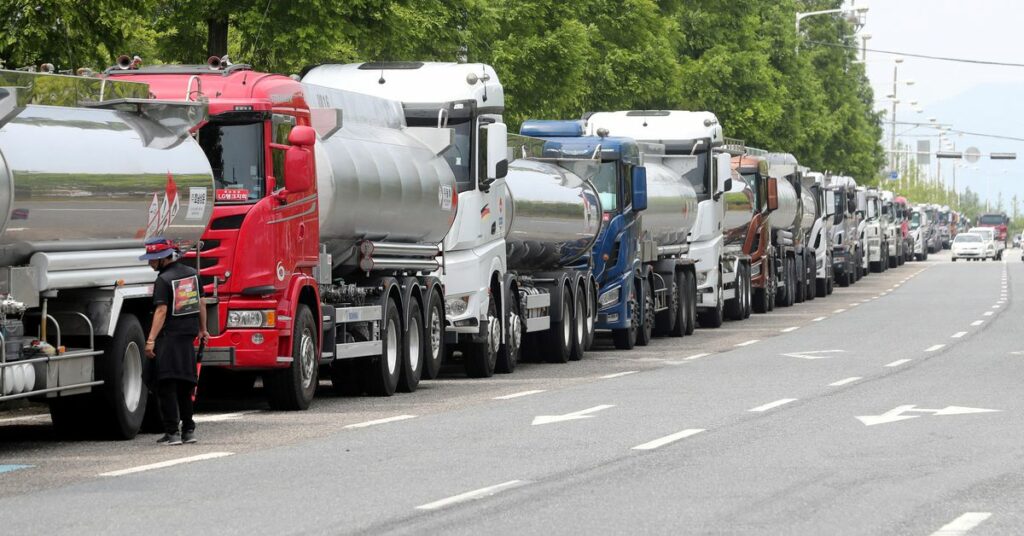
[929,512,992,536]
[783,349,845,360]
[856,405,1000,426]
[532,404,615,426]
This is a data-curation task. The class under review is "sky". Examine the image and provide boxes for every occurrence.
[851,0,1024,211]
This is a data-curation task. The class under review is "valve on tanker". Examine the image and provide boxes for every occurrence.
[207,55,232,70]
[116,55,143,70]
[39,63,55,74]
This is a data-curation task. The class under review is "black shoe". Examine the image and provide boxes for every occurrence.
[182,430,196,444]
[157,432,182,445]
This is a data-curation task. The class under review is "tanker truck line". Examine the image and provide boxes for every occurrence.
[807,172,837,297]
[108,62,464,409]
[880,190,906,268]
[762,153,811,307]
[732,152,785,312]
[825,175,863,285]
[303,61,602,374]
[0,70,215,438]
[863,188,893,273]
[584,110,752,329]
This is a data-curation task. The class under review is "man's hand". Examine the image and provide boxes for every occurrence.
[199,330,211,345]
[145,340,156,359]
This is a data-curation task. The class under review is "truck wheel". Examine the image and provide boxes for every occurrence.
[545,288,574,363]
[684,270,697,335]
[612,282,638,349]
[698,276,724,328]
[889,252,898,268]
[93,314,149,439]
[422,290,446,380]
[670,271,687,337]
[816,278,827,298]
[465,297,498,377]
[794,256,805,303]
[636,277,655,345]
[363,297,403,392]
[267,304,318,409]
[725,269,744,321]
[752,286,768,314]
[584,282,597,351]
[496,292,522,373]
[569,285,586,361]
[398,299,423,392]
[656,272,679,336]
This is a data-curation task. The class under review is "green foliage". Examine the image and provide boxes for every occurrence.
[1,0,884,182]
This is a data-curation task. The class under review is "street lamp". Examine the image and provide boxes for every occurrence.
[889,57,905,187]
[860,33,872,61]
[795,5,870,48]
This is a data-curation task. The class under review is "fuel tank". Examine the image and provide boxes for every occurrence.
[770,179,801,232]
[503,158,601,271]
[641,160,699,250]
[312,92,458,274]
[0,97,214,267]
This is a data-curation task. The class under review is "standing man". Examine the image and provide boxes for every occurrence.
[141,237,210,445]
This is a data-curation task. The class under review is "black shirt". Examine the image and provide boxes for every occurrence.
[153,261,202,337]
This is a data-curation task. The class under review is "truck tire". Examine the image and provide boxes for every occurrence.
[569,284,586,361]
[544,288,574,363]
[422,290,446,380]
[636,277,655,345]
[465,297,498,377]
[683,270,697,335]
[742,263,752,318]
[267,304,318,409]
[496,291,521,373]
[361,297,403,392]
[816,278,827,298]
[656,272,679,337]
[698,276,724,328]
[725,267,744,321]
[670,271,687,337]
[398,299,423,392]
[612,281,639,350]
[889,251,898,268]
[794,255,805,303]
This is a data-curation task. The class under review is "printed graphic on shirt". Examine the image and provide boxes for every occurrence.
[171,275,201,317]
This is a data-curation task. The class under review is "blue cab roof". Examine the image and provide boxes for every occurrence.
[520,119,639,162]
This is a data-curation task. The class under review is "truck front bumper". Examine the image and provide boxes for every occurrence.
[203,328,284,369]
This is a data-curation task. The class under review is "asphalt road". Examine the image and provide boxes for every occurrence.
[2,250,1021,535]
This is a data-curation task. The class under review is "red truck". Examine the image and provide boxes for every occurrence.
[977,212,1010,247]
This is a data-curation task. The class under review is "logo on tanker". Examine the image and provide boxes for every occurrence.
[145,173,180,240]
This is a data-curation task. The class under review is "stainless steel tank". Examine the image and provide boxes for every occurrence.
[0,102,215,267]
[642,160,698,250]
[723,173,755,248]
[770,179,800,232]
[503,158,601,271]
[314,111,458,273]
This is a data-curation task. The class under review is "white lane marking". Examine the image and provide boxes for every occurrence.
[344,415,417,429]
[532,404,615,426]
[735,339,760,347]
[812,316,827,322]
[829,377,862,387]
[193,411,260,423]
[861,299,871,303]
[494,390,546,400]
[600,371,638,379]
[992,305,1001,309]
[833,308,847,313]
[926,344,946,352]
[951,332,967,339]
[929,512,992,536]
[888,287,896,291]
[632,428,706,451]
[971,320,984,326]
[886,359,912,367]
[984,311,994,316]
[749,398,798,412]
[416,480,528,511]
[100,452,234,477]
[849,303,860,307]
[780,326,799,333]
[684,352,711,360]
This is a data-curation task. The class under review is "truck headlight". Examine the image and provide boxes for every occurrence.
[227,309,276,328]
[598,287,620,309]
[445,295,470,316]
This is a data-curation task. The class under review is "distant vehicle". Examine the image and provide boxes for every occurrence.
[967,227,1001,260]
[1014,233,1021,248]
[951,233,992,262]
[976,213,1009,247]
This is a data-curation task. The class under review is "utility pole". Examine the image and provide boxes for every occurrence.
[890,58,903,190]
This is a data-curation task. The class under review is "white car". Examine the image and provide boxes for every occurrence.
[952,232,994,261]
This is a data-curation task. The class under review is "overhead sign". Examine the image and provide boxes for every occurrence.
[888,170,899,181]
[856,404,999,426]
[964,147,981,163]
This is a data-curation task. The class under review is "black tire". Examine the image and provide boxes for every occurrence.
[636,277,654,346]
[804,255,815,302]
[266,304,318,409]
[794,255,805,303]
[496,290,521,373]
[743,264,753,318]
[422,290,446,380]
[889,251,898,268]
[612,280,638,350]
[838,268,850,287]
[56,314,149,439]
[398,299,424,392]
[684,270,697,335]
[655,272,678,337]
[363,297,403,393]
[827,273,834,294]
[952,257,957,262]
[583,282,597,351]
[544,287,574,363]
[816,277,827,298]
[465,296,498,377]
[698,273,724,328]
[569,283,586,361]
[670,271,687,337]
[782,259,796,307]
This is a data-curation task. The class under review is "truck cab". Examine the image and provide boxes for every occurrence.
[864,188,890,272]
[807,172,836,295]
[827,176,860,286]
[733,154,781,310]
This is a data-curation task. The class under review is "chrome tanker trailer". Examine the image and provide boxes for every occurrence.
[0,70,214,438]
[764,154,802,307]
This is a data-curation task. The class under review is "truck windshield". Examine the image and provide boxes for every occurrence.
[592,162,618,212]
[740,172,761,209]
[406,107,473,193]
[979,214,1005,225]
[199,121,265,203]
[910,212,921,230]
[677,154,706,196]
[867,200,879,220]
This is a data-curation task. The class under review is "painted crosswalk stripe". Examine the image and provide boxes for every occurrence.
[886,359,912,367]
[749,398,797,412]
[929,512,992,536]
[829,377,862,387]
[345,415,417,429]
[494,390,546,400]
[600,371,638,379]
[632,429,705,450]
[99,452,234,477]
[926,344,946,352]
[416,480,528,511]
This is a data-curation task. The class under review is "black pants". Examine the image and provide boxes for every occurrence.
[158,379,195,435]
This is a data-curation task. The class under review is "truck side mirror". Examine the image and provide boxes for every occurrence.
[631,166,648,212]
[284,126,315,193]
[766,177,779,211]
[480,122,509,192]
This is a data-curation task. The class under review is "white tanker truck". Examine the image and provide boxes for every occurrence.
[0,70,215,438]
[304,62,599,375]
